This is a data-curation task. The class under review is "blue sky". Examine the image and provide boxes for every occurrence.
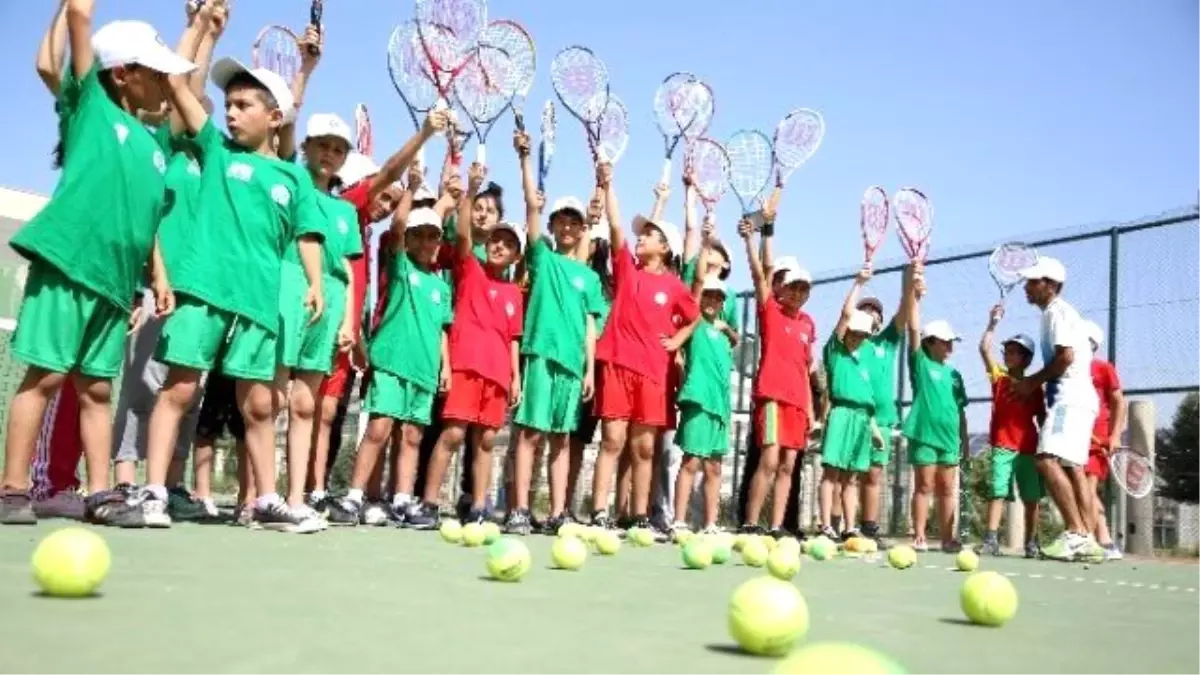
[0,1,1196,424]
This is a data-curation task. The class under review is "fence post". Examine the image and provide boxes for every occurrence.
[1126,400,1156,555]
[1106,227,1121,544]
[889,330,908,536]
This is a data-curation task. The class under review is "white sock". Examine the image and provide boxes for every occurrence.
[255,493,282,509]
[145,484,167,501]
[346,489,364,504]
[393,493,412,508]
[311,489,327,502]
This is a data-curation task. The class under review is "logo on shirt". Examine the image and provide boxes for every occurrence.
[337,218,349,235]
[431,289,442,304]
[654,292,668,306]
[186,159,201,177]
[153,150,166,174]
[930,370,943,381]
[227,162,253,182]
[270,185,291,207]
[571,276,585,291]
[409,273,421,287]
[707,327,720,339]
[488,288,498,300]
[875,346,886,358]
[113,123,129,144]
[504,301,515,318]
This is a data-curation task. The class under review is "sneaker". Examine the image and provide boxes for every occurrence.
[647,520,670,543]
[33,490,86,520]
[167,486,205,522]
[1082,536,1107,564]
[739,523,766,536]
[464,508,488,526]
[0,491,38,525]
[841,528,863,542]
[977,536,1002,556]
[327,498,362,526]
[1103,543,1123,561]
[615,515,635,531]
[126,489,172,528]
[542,512,569,535]
[85,489,139,527]
[504,508,533,535]
[529,512,545,533]
[233,504,258,528]
[913,540,930,553]
[818,525,839,540]
[406,502,441,530]
[768,528,788,540]
[197,497,220,520]
[590,510,612,530]
[1024,540,1041,559]
[941,540,964,554]
[670,522,692,543]
[454,494,473,524]
[362,501,391,526]
[255,500,324,534]
[1042,532,1088,561]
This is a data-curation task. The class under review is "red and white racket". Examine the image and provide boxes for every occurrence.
[354,103,373,158]
[455,44,518,167]
[252,24,301,83]
[653,72,714,185]
[989,242,1039,301]
[860,186,890,264]
[480,19,536,131]
[687,137,731,218]
[1105,444,1155,499]
[772,108,824,188]
[414,0,487,163]
[893,187,932,261]
[550,46,610,161]
[386,21,441,169]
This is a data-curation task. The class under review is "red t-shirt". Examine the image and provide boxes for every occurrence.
[988,368,1045,454]
[752,298,815,410]
[596,246,700,385]
[448,254,524,390]
[1091,359,1121,441]
[340,180,376,339]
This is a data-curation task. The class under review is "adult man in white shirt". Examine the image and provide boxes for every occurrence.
[1013,256,1103,562]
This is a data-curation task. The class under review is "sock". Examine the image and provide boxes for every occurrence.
[393,493,412,508]
[145,484,168,501]
[346,488,364,504]
[255,493,282,509]
[985,529,999,541]
[311,489,327,502]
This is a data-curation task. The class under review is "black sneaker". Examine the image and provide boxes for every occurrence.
[454,494,473,523]
[841,528,863,542]
[255,500,323,534]
[406,502,441,530]
[119,489,171,528]
[615,515,635,531]
[0,491,36,525]
[504,508,533,535]
[529,512,545,533]
[590,510,612,530]
[647,519,670,543]
[542,512,569,535]
[739,523,766,535]
[85,489,138,527]
[327,498,362,526]
[942,540,964,554]
[463,508,487,526]
[768,527,788,540]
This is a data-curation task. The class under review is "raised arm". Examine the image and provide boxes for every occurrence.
[1107,379,1126,454]
[457,163,484,259]
[649,182,669,222]
[35,0,69,95]
[575,188,603,261]
[979,304,1002,376]
[65,0,95,79]
[907,264,925,354]
[164,10,210,136]
[598,162,623,252]
[166,2,218,137]
[739,218,769,307]
[892,264,915,332]
[515,129,541,241]
[681,169,701,263]
[835,264,872,341]
[279,26,322,161]
[368,111,445,203]
[760,186,782,271]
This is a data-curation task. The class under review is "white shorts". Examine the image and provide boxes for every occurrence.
[1037,400,1097,467]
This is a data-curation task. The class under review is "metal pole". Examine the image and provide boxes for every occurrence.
[889,331,908,536]
[1106,227,1121,545]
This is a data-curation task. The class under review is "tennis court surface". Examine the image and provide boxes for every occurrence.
[2,524,1197,674]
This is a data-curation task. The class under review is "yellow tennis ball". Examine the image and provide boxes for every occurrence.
[888,545,916,570]
[767,547,801,581]
[439,519,463,544]
[675,529,696,546]
[629,527,655,547]
[776,536,802,556]
[732,533,749,552]
[485,538,531,582]
[558,522,584,540]
[728,576,810,656]
[580,526,600,543]
[461,522,486,547]
[551,536,588,570]
[742,537,769,567]
[713,531,735,550]
[955,549,980,572]
[961,571,1018,627]
[711,542,732,565]
[481,521,501,545]
[772,641,907,674]
[31,527,111,598]
[595,530,621,555]
[682,538,714,569]
[762,535,779,551]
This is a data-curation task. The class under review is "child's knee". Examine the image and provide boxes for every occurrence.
[703,460,722,480]
[239,384,274,424]
[319,395,339,423]
[74,377,112,406]
[363,419,391,446]
[758,455,780,476]
[439,424,467,449]
[400,424,424,449]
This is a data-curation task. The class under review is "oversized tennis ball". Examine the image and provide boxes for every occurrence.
[31,527,111,598]
[888,545,916,570]
[742,537,769,567]
[595,530,621,555]
[732,533,749,552]
[728,576,810,656]
[558,522,584,540]
[682,538,714,569]
[767,547,801,581]
[551,536,588,570]
[955,549,980,572]
[439,519,463,544]
[461,522,486,547]
[485,538,531,582]
[482,521,501,545]
[711,542,732,565]
[776,536,802,556]
[629,527,655,547]
[772,641,907,674]
[961,571,1018,626]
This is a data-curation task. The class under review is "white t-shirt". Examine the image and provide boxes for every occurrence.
[1039,296,1098,409]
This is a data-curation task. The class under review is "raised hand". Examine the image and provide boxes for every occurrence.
[595,161,613,189]
[424,108,450,135]
[299,25,322,72]
[467,162,486,193]
[513,129,531,156]
[737,217,755,240]
[653,181,670,201]
[443,172,464,202]
[988,303,1004,327]
[855,263,873,285]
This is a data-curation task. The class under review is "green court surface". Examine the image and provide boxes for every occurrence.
[2,524,1197,674]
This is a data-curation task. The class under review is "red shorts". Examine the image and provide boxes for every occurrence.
[320,352,355,400]
[596,362,668,428]
[1085,445,1109,481]
[443,371,509,429]
[754,399,809,450]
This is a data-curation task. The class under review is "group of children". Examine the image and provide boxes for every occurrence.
[0,1,1127,562]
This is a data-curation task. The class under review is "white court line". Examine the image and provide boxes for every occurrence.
[1029,573,1044,579]
[1073,577,1085,582]
[1094,579,1106,584]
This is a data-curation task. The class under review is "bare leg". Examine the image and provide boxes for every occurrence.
[839,471,859,532]
[910,465,935,545]
[513,427,545,512]
[236,440,254,506]
[69,374,113,495]
[861,464,884,530]
[819,466,840,529]
[471,427,497,511]
[935,466,957,545]
[1,368,67,492]
[1023,501,1040,546]
[349,416,394,493]
[307,395,339,494]
[192,437,217,499]
[144,368,203,488]
[592,419,629,514]
[615,450,632,519]
[745,443,781,526]
[701,459,722,529]
[393,422,425,499]
[629,424,658,518]
[1088,474,1115,546]
[673,454,700,528]
[284,371,324,507]
[769,450,799,530]
[1037,457,1085,533]
[422,422,468,505]
[236,379,279,499]
[547,433,571,516]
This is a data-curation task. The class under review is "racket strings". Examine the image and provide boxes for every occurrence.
[894,189,933,259]
[860,191,890,248]
[725,130,773,207]
[258,28,301,82]
[415,0,485,67]
[387,24,440,111]
[689,139,731,204]
[457,46,516,124]
[774,110,824,168]
[990,244,1038,287]
[481,22,535,96]
[592,96,629,163]
[551,53,607,119]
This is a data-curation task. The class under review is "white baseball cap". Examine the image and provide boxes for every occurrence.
[412,184,437,203]
[632,215,684,257]
[773,256,800,276]
[210,57,296,123]
[91,21,196,75]
[406,207,442,231]
[1018,256,1067,283]
[549,196,586,221]
[846,309,874,335]
[701,276,727,296]
[305,113,353,146]
[491,222,526,253]
[1081,320,1104,348]
[921,319,961,342]
[336,152,378,187]
[777,265,813,287]
[1002,333,1036,354]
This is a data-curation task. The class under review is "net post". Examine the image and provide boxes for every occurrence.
[1105,227,1121,544]
[1126,400,1156,555]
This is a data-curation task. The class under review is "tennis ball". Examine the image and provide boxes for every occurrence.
[777,536,802,556]
[728,576,810,656]
[809,539,834,561]
[485,538,531,582]
[732,533,749,552]
[594,530,621,555]
[772,641,907,674]
[682,538,714,569]
[767,547,801,581]
[580,526,600,543]
[482,521,501,545]
[955,549,980,572]
[800,539,812,554]
[551,536,588,571]
[558,522,584,540]
[439,519,463,544]
[742,537,769,567]
[762,535,779,551]
[888,545,916,570]
[859,538,879,554]
[675,529,695,546]
[713,531,735,550]
[629,527,655,547]
[31,527,111,598]
[461,522,486,547]
[711,543,732,565]
[961,571,1018,627]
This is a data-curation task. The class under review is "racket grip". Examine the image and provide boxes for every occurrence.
[476,143,486,167]
[514,110,525,133]
[660,158,671,185]
[415,146,426,171]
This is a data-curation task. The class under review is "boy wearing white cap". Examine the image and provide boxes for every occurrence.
[1083,319,1125,560]
[903,274,968,552]
[1,0,198,525]
[1014,256,1103,561]
[978,304,1046,557]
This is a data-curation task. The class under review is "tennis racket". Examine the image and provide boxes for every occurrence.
[1108,446,1155,499]
[772,108,824,188]
[252,24,302,83]
[354,103,373,158]
[307,0,323,56]
[387,21,441,169]
[588,93,629,164]
[893,187,932,261]
[989,242,1039,301]
[860,186,890,264]
[653,72,714,185]
[687,137,731,217]
[455,44,518,166]
[414,0,487,107]
[725,129,773,217]
[550,46,610,160]
[537,100,555,193]
[481,19,535,130]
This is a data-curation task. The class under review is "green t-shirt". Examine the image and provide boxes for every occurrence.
[522,237,606,376]
[170,119,324,331]
[678,316,733,418]
[901,348,967,453]
[681,258,738,331]
[866,322,902,426]
[297,191,362,284]
[157,136,204,275]
[10,64,171,310]
[368,252,452,390]
[822,334,875,408]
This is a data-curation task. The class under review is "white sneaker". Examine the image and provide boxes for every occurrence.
[1104,544,1124,561]
[362,502,390,526]
[199,497,219,519]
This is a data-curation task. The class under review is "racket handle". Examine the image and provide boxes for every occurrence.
[537,174,545,195]
[415,146,426,171]
[476,143,486,167]
[660,157,671,185]
[514,110,525,133]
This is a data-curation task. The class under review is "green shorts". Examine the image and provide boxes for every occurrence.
[155,294,278,382]
[906,438,960,467]
[820,405,874,474]
[513,355,581,434]
[676,403,729,458]
[278,263,345,374]
[990,447,1045,502]
[871,422,897,466]
[9,261,127,378]
[364,369,434,426]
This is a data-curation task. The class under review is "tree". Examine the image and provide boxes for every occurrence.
[1155,393,1198,504]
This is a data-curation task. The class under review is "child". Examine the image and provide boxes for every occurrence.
[410,162,524,528]
[671,236,737,537]
[1083,319,1125,560]
[1,1,196,525]
[903,270,968,553]
[738,219,816,537]
[977,304,1045,557]
[591,161,699,530]
[506,131,607,535]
